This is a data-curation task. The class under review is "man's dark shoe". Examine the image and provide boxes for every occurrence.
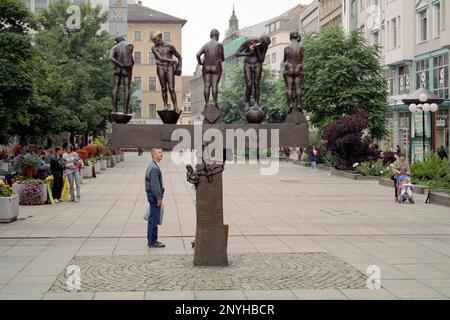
[148,242,165,248]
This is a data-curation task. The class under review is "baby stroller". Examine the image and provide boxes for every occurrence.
[396,174,414,204]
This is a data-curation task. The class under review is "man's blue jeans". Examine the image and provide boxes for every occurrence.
[147,194,161,245]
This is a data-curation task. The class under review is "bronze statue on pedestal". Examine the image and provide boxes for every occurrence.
[283,31,304,114]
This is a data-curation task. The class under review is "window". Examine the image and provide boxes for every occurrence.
[149,52,156,65]
[134,51,141,64]
[134,31,141,41]
[265,26,270,34]
[386,20,390,50]
[271,53,276,64]
[163,32,171,42]
[148,104,156,119]
[275,21,280,30]
[271,37,276,46]
[133,76,142,90]
[432,53,449,99]
[149,76,157,92]
[416,59,430,90]
[418,10,428,42]
[433,3,441,38]
[351,0,356,16]
[384,69,394,95]
[398,65,410,95]
[392,18,397,48]
[372,31,379,46]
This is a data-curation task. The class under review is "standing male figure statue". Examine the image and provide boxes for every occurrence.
[196,29,224,108]
[109,35,134,116]
[197,29,225,107]
[151,31,182,114]
[283,31,304,114]
[235,35,271,110]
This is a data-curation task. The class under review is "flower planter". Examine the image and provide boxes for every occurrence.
[0,194,19,223]
[115,154,120,162]
[94,162,101,174]
[101,160,107,171]
[83,165,93,179]
[120,153,124,161]
[12,182,47,205]
[107,158,114,167]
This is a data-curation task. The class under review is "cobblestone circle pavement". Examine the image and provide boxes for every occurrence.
[49,253,367,292]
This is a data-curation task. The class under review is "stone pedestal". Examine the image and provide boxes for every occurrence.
[202,104,221,124]
[193,163,228,267]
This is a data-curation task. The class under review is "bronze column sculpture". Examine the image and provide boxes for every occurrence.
[235,35,271,123]
[151,31,182,117]
[196,29,224,124]
[109,35,134,124]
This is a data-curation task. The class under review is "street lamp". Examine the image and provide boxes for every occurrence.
[402,88,444,161]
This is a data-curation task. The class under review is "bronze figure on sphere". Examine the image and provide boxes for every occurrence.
[196,29,225,108]
[109,35,134,115]
[235,35,271,110]
[151,31,182,114]
[283,31,304,113]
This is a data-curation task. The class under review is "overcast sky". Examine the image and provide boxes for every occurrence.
[141,0,312,75]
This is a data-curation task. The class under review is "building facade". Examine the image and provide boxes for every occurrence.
[319,0,342,29]
[343,0,449,162]
[189,65,205,123]
[127,1,186,124]
[300,0,320,34]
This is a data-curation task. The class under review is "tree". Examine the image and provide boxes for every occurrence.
[303,26,388,139]
[323,112,379,170]
[218,62,286,124]
[33,0,115,139]
[0,0,37,143]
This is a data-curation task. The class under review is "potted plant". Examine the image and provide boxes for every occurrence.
[120,150,125,161]
[93,157,101,174]
[0,181,19,223]
[100,156,107,170]
[83,159,93,179]
[20,183,43,206]
[18,154,41,178]
[13,178,47,205]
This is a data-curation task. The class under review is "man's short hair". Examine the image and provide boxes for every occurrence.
[151,148,162,157]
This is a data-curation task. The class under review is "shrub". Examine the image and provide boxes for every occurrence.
[323,112,378,170]
[18,154,40,177]
[411,152,450,189]
[355,160,391,177]
[20,183,43,205]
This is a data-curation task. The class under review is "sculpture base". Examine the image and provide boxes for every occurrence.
[202,104,221,124]
[245,104,265,124]
[111,112,133,124]
[285,110,308,124]
[158,110,181,124]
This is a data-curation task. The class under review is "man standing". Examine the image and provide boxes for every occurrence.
[283,31,304,114]
[145,148,165,248]
[196,29,224,108]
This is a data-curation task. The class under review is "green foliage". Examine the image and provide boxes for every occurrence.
[354,160,391,177]
[411,152,450,189]
[218,62,287,123]
[18,154,40,171]
[0,0,37,143]
[302,26,388,140]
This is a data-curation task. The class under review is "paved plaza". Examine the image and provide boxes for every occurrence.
[0,152,449,300]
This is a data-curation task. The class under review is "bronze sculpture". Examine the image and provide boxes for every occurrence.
[235,35,271,110]
[196,29,224,108]
[283,31,304,113]
[151,31,182,114]
[109,35,134,123]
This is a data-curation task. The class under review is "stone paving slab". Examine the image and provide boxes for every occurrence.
[48,253,367,293]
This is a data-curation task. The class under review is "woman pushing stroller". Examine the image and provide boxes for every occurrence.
[390,153,414,204]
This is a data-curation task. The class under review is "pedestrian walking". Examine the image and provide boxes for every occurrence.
[390,153,410,201]
[145,148,165,248]
[310,146,319,171]
[50,147,64,202]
